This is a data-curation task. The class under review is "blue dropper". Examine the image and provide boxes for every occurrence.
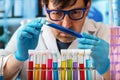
[46,22,83,38]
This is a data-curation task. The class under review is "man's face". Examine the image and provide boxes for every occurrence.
[46,0,90,43]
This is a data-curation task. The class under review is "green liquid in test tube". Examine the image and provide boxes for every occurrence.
[66,50,72,80]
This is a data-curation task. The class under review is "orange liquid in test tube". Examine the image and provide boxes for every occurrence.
[34,54,41,80]
[34,64,40,80]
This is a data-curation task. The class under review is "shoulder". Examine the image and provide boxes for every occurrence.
[84,18,110,42]
[85,17,109,30]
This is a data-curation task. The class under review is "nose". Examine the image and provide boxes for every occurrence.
[62,15,72,28]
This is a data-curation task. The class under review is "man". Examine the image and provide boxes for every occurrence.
[1,0,110,79]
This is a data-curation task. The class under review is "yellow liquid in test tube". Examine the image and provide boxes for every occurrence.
[61,60,66,80]
[34,64,40,80]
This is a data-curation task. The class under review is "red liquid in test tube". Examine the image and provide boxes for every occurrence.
[78,50,85,80]
[47,51,53,80]
[79,64,85,80]
[28,55,33,80]
[48,58,53,80]
[41,53,46,80]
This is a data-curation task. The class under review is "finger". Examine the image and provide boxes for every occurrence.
[19,31,33,40]
[81,32,98,40]
[27,19,46,30]
[78,43,94,49]
[23,26,39,35]
[78,38,97,45]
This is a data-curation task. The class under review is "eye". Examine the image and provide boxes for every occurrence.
[71,10,82,14]
[51,11,63,15]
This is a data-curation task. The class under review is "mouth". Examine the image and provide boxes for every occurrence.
[60,32,73,37]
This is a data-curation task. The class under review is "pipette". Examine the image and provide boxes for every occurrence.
[45,22,83,38]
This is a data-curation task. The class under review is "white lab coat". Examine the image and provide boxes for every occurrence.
[0,17,110,80]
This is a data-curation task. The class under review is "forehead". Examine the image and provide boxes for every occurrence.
[48,0,85,10]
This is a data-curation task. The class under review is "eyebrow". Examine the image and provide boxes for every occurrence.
[47,7,86,11]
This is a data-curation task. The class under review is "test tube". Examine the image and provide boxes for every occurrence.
[78,50,85,80]
[0,55,4,80]
[72,50,78,80]
[53,52,58,80]
[85,49,92,80]
[61,50,67,80]
[28,54,34,80]
[47,51,53,80]
[34,53,41,80]
[66,50,73,80]
[41,53,46,80]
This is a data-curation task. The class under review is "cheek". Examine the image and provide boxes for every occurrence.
[51,28,60,37]
[72,20,85,33]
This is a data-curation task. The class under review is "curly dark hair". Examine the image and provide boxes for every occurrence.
[41,0,89,9]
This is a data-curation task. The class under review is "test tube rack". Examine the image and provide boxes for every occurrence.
[27,49,101,80]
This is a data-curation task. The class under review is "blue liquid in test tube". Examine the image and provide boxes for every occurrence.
[86,59,92,80]
[0,76,4,80]
[53,53,58,80]
[53,62,58,80]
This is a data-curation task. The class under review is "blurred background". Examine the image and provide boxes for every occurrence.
[0,0,110,48]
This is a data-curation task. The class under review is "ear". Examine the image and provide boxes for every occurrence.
[43,5,47,15]
[85,0,92,16]
[43,5,50,20]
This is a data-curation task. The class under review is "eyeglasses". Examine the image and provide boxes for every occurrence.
[46,8,86,21]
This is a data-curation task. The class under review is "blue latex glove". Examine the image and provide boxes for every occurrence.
[78,32,110,75]
[15,19,46,61]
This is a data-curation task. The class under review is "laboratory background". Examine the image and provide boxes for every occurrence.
[0,0,110,49]
[0,0,120,80]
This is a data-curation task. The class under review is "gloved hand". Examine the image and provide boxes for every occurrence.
[78,32,110,75]
[15,19,46,61]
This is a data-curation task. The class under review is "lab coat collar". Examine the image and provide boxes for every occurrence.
[81,17,97,35]
[42,25,60,55]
